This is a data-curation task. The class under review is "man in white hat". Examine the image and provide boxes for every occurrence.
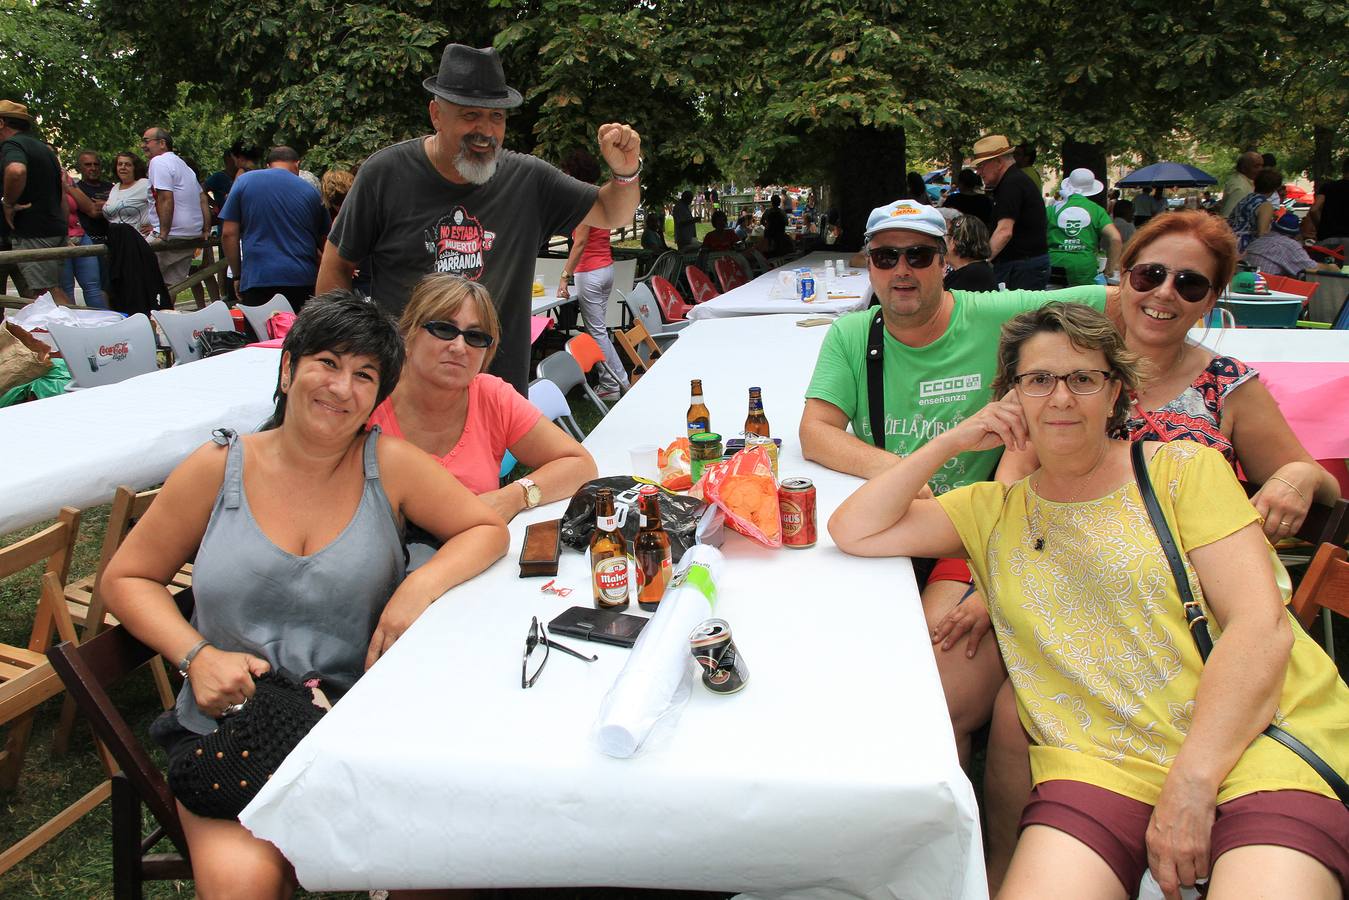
[1046,167,1121,287]
[804,198,1119,783]
[967,134,1050,290]
[317,43,643,396]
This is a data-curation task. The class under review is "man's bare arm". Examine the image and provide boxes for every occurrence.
[315,240,357,294]
[155,191,174,238]
[988,218,1014,260]
[799,397,900,480]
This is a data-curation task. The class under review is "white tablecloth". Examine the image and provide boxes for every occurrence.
[687,251,872,320]
[1219,289,1304,303]
[1189,326,1349,363]
[0,347,281,534]
[241,314,987,900]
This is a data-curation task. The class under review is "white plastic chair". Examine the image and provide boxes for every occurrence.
[537,350,608,420]
[623,284,687,351]
[48,314,159,389]
[528,378,584,440]
[151,301,235,366]
[239,294,295,341]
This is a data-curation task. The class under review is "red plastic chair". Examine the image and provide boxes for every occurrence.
[1260,273,1318,300]
[684,265,721,303]
[713,257,749,292]
[650,276,694,321]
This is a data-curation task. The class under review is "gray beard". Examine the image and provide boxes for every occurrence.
[455,139,499,185]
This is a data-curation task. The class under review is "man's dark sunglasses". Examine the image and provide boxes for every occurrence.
[1125,263,1215,303]
[868,245,944,270]
[423,320,495,348]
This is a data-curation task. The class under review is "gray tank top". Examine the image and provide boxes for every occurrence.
[175,426,406,734]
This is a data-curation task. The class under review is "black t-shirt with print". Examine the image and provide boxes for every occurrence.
[991,166,1048,261]
[330,140,597,394]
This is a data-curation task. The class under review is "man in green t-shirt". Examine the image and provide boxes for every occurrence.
[1046,168,1121,288]
[801,198,1116,773]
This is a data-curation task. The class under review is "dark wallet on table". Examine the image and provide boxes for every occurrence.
[519,518,561,577]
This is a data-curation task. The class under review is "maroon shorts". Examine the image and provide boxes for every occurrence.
[1021,780,1349,893]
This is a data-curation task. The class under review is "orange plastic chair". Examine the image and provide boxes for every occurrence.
[713,257,749,292]
[1260,273,1318,300]
[685,265,721,303]
[650,276,694,321]
[565,333,607,376]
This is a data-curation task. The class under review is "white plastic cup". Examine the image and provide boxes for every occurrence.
[629,444,660,480]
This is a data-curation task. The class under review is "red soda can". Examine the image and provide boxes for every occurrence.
[779,477,817,548]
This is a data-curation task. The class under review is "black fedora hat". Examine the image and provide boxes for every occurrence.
[423,44,522,109]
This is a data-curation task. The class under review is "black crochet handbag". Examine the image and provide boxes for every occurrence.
[1130,441,1349,809]
[166,670,328,819]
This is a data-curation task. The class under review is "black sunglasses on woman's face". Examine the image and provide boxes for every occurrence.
[422,320,495,348]
[1125,263,1214,303]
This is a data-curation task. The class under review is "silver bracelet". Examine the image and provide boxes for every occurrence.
[177,639,211,677]
[610,158,642,184]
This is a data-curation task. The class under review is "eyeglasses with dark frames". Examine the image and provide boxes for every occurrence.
[868,245,944,270]
[1012,370,1114,397]
[423,320,495,349]
[1124,263,1214,303]
[522,616,597,689]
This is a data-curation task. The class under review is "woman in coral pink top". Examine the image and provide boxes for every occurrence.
[370,275,596,539]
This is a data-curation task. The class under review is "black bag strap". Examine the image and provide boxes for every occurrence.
[866,309,886,449]
[1130,440,1349,808]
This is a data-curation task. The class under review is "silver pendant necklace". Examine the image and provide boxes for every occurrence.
[1028,441,1111,552]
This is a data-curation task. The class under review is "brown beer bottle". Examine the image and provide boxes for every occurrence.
[687,379,711,438]
[634,486,672,612]
[744,386,770,438]
[590,488,630,609]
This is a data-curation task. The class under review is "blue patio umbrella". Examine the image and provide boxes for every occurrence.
[1117,162,1217,188]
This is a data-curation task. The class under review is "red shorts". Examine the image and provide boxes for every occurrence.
[925,557,972,586]
[1021,780,1349,893]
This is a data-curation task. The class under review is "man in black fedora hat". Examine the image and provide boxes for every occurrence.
[318,43,642,396]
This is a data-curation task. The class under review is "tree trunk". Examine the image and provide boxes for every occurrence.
[1312,125,1334,186]
[829,125,907,251]
[1061,137,1109,206]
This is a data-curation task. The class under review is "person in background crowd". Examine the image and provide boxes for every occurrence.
[369,275,596,547]
[1111,198,1136,244]
[0,100,73,304]
[943,167,995,233]
[1132,187,1158,228]
[1105,188,1120,217]
[556,149,629,401]
[319,168,370,295]
[103,151,152,237]
[907,171,931,205]
[969,134,1050,290]
[73,150,113,301]
[102,291,510,898]
[220,145,329,311]
[701,208,740,251]
[641,205,668,251]
[761,193,793,257]
[141,125,211,291]
[1013,143,1042,193]
[1219,150,1263,218]
[830,300,1349,900]
[733,212,753,242]
[1262,152,1278,169]
[1046,168,1121,287]
[203,142,259,219]
[671,189,697,250]
[58,159,105,307]
[1244,211,1338,277]
[1227,168,1281,252]
[317,44,640,396]
[1305,156,1349,245]
[943,214,996,292]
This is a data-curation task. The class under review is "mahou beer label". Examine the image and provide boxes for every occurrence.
[594,556,628,601]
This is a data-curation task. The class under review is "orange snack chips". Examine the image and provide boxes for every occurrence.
[693,446,782,548]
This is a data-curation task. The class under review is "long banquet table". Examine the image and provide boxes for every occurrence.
[686,251,872,320]
[240,313,989,899]
[0,346,280,535]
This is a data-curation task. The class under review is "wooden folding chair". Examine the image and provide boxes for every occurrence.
[55,486,185,755]
[614,319,663,383]
[48,589,196,897]
[1289,543,1349,664]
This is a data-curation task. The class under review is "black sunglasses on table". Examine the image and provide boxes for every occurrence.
[423,320,495,348]
[1124,263,1215,303]
[522,616,597,689]
[868,245,945,270]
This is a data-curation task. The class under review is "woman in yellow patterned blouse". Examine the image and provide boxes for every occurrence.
[830,302,1349,900]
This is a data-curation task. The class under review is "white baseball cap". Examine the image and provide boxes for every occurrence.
[864,199,948,242]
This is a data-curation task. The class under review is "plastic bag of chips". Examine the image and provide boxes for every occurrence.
[658,438,692,491]
[691,446,782,548]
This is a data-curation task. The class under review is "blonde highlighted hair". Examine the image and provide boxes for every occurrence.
[399,274,501,371]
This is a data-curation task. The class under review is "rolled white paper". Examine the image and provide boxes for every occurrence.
[594,545,724,757]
